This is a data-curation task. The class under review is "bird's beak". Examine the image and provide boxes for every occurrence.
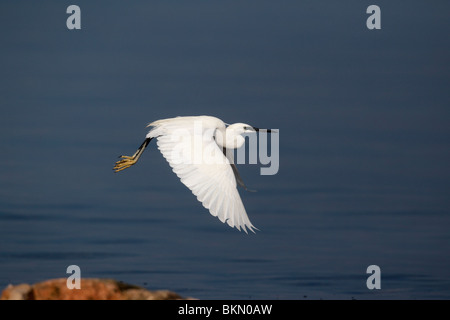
[252,127,276,133]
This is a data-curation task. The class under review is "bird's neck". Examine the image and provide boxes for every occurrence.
[215,128,245,149]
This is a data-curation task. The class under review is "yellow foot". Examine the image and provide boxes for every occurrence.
[113,138,151,173]
[113,155,137,172]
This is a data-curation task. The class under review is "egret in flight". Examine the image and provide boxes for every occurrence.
[113,116,273,233]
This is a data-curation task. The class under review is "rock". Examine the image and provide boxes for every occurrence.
[1,284,32,300]
[1,278,191,300]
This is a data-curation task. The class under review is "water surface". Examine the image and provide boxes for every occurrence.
[0,1,449,299]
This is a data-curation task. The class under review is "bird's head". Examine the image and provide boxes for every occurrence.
[216,123,274,149]
[227,123,257,135]
[227,123,274,134]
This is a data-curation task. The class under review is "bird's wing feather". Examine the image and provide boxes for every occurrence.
[148,120,256,233]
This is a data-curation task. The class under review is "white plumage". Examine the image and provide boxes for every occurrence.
[114,116,269,233]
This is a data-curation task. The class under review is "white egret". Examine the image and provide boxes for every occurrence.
[113,116,273,233]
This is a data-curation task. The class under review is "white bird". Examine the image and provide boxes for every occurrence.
[113,115,273,233]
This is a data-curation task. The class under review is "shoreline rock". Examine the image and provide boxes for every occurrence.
[1,278,192,300]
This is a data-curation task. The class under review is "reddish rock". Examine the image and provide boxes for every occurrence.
[1,278,189,300]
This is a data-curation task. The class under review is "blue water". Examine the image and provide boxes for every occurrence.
[1,1,450,299]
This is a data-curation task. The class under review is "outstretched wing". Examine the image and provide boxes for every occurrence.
[147,118,257,233]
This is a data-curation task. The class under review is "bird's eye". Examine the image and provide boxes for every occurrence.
[244,126,257,132]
